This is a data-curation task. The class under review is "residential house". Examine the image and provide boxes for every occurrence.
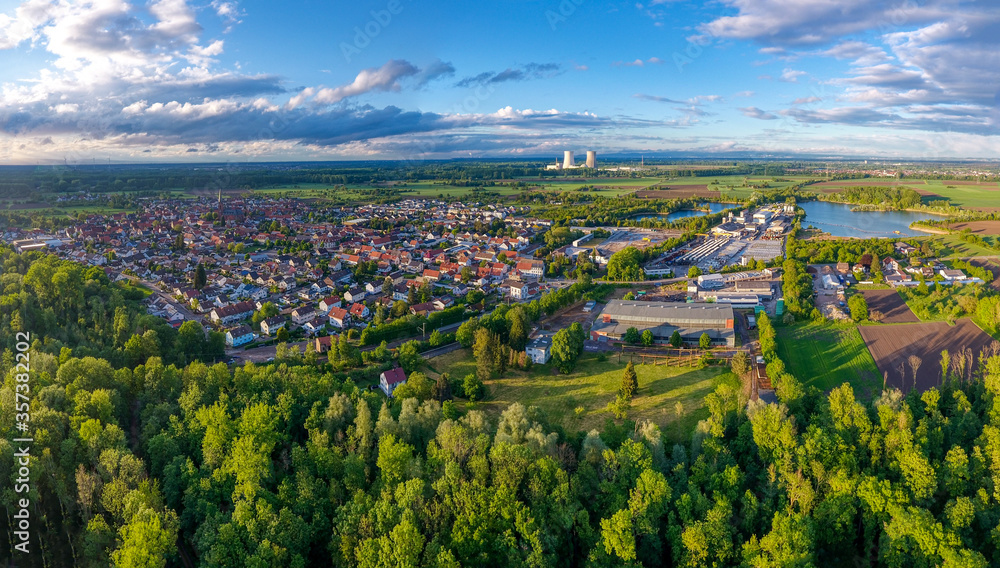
[225,325,254,347]
[515,259,545,280]
[940,269,967,281]
[509,281,539,300]
[344,287,366,303]
[260,316,286,336]
[349,303,370,320]
[302,317,327,335]
[318,296,342,312]
[525,335,552,365]
[209,301,256,325]
[291,307,316,325]
[379,367,408,398]
[328,307,350,329]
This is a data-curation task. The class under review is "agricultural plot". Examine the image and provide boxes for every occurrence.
[920,180,1000,210]
[948,221,1000,235]
[426,350,733,442]
[775,322,880,393]
[858,319,997,392]
[862,289,919,323]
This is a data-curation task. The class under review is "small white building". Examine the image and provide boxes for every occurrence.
[380,367,408,398]
[525,335,552,365]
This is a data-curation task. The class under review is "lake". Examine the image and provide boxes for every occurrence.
[632,202,732,222]
[800,201,948,238]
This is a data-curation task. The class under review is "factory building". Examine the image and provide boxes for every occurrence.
[590,300,736,347]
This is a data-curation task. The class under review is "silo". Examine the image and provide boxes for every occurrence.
[562,151,575,169]
[585,151,596,168]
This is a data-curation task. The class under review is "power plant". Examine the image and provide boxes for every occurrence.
[547,150,596,170]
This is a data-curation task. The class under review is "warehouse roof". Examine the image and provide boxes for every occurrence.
[598,300,733,326]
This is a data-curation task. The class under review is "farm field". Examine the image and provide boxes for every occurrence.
[861,289,919,323]
[920,180,1000,210]
[858,319,996,392]
[425,349,734,442]
[775,321,880,393]
[948,221,1000,235]
[803,178,1000,210]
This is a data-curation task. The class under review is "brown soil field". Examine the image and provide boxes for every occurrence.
[636,187,720,199]
[859,319,997,392]
[861,289,919,323]
[948,221,1000,235]
[913,188,943,197]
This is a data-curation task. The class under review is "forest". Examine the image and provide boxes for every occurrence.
[3,251,1000,567]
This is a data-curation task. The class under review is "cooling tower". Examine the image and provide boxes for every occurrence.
[562,151,575,169]
[585,151,596,168]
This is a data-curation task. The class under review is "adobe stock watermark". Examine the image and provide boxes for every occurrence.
[341,0,405,63]
[673,34,713,72]
[546,0,584,30]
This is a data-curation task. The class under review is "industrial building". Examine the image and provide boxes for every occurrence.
[546,150,597,170]
[590,300,736,347]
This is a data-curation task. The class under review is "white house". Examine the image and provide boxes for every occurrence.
[344,287,367,303]
[526,335,552,365]
[318,296,342,312]
[328,307,350,329]
[260,316,286,336]
[379,367,408,397]
[939,269,967,281]
[291,307,316,325]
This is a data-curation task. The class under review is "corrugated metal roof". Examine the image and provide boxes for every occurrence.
[598,300,733,326]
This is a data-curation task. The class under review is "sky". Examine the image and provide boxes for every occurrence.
[0,0,998,163]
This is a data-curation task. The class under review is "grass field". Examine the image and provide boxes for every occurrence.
[920,234,1000,258]
[919,180,1000,210]
[802,178,1000,210]
[775,321,880,393]
[426,349,734,442]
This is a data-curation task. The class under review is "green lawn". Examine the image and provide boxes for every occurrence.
[775,321,880,393]
[920,234,1000,258]
[426,349,734,442]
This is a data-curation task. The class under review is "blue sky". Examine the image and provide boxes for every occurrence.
[0,0,998,163]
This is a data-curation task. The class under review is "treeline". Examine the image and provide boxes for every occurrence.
[780,258,816,320]
[820,186,924,210]
[0,250,224,367]
[358,306,468,346]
